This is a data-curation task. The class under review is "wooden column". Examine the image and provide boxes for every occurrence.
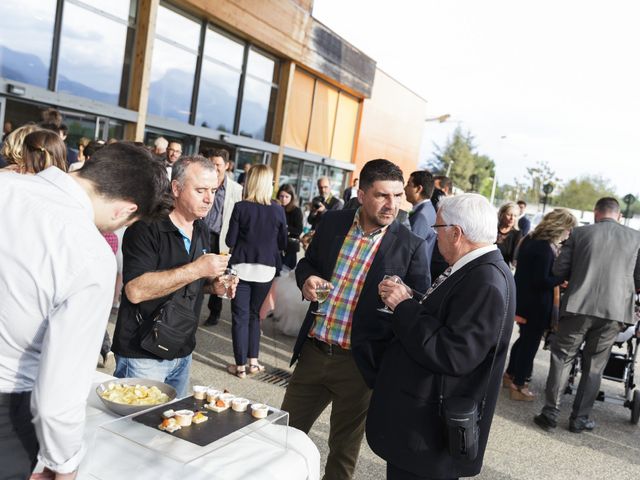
[271,60,296,188]
[124,0,159,141]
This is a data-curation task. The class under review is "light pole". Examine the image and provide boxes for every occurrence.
[542,183,554,213]
[623,194,636,226]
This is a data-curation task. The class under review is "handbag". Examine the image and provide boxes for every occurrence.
[138,294,198,360]
[286,236,301,253]
[440,266,510,461]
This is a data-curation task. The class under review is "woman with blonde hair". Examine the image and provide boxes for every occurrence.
[504,208,578,400]
[496,201,522,267]
[225,164,288,377]
[1,124,41,173]
[2,129,67,174]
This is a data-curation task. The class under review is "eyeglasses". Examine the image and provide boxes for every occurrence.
[431,224,464,234]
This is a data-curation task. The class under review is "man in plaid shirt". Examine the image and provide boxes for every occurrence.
[282,159,429,480]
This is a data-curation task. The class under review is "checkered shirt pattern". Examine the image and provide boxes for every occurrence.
[309,211,387,349]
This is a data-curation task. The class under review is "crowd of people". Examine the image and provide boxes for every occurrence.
[1,108,639,480]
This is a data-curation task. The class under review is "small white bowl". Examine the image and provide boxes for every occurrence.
[251,403,269,419]
[193,385,207,400]
[174,409,194,426]
[231,397,250,412]
[218,393,235,407]
[206,389,222,403]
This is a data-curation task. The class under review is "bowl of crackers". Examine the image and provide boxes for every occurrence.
[96,378,177,416]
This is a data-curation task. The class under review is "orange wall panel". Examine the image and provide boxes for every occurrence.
[354,69,427,181]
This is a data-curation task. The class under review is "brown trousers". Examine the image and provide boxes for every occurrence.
[281,339,372,480]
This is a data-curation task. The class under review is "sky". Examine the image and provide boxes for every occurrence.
[313,0,640,196]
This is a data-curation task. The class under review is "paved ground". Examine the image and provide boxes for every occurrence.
[101,302,640,480]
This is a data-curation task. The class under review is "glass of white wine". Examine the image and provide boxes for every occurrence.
[218,267,237,299]
[377,275,400,314]
[311,282,331,316]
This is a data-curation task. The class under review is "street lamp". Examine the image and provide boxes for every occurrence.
[542,183,554,213]
[425,114,451,123]
[469,174,479,192]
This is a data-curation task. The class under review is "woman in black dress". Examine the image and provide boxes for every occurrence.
[276,184,303,270]
[504,208,577,400]
[496,202,522,268]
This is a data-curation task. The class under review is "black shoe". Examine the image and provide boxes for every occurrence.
[569,417,596,433]
[204,312,219,326]
[534,414,557,431]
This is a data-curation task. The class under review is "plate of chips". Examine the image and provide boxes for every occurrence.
[96,378,177,416]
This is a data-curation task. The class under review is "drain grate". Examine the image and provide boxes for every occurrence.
[254,368,291,388]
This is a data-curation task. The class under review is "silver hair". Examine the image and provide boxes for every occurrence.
[439,193,498,244]
[171,155,215,188]
[154,136,168,149]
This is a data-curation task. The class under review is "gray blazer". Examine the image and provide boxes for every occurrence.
[553,218,640,324]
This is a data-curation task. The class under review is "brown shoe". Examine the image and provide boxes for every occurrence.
[510,384,535,401]
[227,365,247,379]
[502,372,514,389]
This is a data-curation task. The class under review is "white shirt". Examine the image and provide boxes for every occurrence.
[450,245,498,275]
[0,168,116,473]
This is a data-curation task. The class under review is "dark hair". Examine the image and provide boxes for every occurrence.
[84,140,105,160]
[201,148,230,163]
[277,183,298,212]
[359,159,404,190]
[22,130,67,173]
[517,200,527,206]
[59,123,68,135]
[77,142,173,221]
[40,108,63,128]
[171,155,215,187]
[594,197,620,213]
[409,170,435,199]
[434,175,452,190]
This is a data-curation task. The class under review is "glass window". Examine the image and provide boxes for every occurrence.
[57,1,131,104]
[246,49,274,81]
[195,28,243,131]
[238,77,276,140]
[147,5,200,123]
[75,0,131,20]
[0,0,57,88]
[279,157,300,192]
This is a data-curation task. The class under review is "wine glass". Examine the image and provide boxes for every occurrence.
[311,283,331,316]
[377,275,400,314]
[218,267,237,299]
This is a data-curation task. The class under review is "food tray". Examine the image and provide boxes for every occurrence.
[132,396,273,447]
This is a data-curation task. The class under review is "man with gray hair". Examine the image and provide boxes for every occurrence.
[534,197,640,433]
[308,175,343,230]
[153,136,168,156]
[368,193,515,480]
[112,155,234,396]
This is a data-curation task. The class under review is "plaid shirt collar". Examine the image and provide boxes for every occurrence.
[353,207,389,240]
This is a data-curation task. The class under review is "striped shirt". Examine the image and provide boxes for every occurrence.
[309,209,388,348]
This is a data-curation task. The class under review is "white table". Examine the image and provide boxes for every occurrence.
[75,372,320,480]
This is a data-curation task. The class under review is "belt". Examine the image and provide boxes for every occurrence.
[0,391,31,406]
[308,337,351,356]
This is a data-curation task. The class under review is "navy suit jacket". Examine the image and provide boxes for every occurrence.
[366,249,515,478]
[409,200,437,267]
[514,236,562,327]
[226,200,288,268]
[293,209,430,388]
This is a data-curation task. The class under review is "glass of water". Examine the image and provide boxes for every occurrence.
[377,275,400,314]
[218,267,237,299]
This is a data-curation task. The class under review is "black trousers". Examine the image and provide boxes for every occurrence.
[0,392,38,480]
[206,232,222,317]
[506,321,546,386]
[230,279,272,365]
[387,463,457,480]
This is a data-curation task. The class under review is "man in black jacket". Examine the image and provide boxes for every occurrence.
[308,176,343,230]
[370,193,515,480]
[281,159,429,480]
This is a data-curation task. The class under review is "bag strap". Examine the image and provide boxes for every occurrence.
[438,263,511,419]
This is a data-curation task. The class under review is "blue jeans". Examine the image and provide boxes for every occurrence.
[113,354,192,398]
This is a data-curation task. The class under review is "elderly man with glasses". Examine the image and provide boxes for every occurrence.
[367,193,516,480]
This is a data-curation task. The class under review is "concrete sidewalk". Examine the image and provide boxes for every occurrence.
[101,302,640,480]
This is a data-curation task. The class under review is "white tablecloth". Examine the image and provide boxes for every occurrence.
[75,372,320,480]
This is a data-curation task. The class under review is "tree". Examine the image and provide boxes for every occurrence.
[523,160,560,204]
[554,175,617,211]
[426,127,495,192]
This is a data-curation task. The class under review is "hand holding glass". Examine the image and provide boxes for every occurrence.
[378,275,401,313]
[311,283,331,316]
[218,267,238,299]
